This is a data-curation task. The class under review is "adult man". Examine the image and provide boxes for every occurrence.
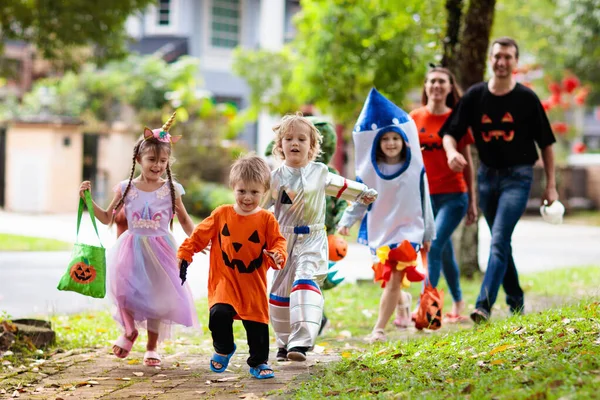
[440,37,558,323]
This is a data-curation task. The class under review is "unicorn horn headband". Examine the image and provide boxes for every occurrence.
[143,112,183,144]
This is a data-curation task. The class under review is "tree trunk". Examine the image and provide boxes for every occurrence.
[440,0,463,73]
[444,0,497,279]
[456,0,497,89]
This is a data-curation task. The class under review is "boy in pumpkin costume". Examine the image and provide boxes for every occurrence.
[177,154,287,379]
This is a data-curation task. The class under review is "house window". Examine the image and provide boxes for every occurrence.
[158,0,171,26]
[211,0,240,49]
[284,0,301,43]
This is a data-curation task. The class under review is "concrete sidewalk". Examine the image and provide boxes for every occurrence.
[1,210,600,318]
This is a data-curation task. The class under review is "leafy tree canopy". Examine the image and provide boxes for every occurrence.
[0,0,155,64]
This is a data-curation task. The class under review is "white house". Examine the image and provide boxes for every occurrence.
[125,0,301,154]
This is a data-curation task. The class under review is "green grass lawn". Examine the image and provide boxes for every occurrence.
[563,209,600,226]
[2,266,598,397]
[0,234,72,251]
[292,300,600,399]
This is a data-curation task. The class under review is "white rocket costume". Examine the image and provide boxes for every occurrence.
[265,162,376,350]
[339,88,435,270]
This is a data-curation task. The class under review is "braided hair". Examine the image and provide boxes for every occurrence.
[109,136,176,230]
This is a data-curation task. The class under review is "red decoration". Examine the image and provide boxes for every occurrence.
[574,88,589,106]
[551,122,569,135]
[548,82,562,95]
[572,142,587,154]
[562,76,580,94]
[541,100,552,112]
[548,93,562,107]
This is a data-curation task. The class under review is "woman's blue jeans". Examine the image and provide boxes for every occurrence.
[476,164,533,315]
[427,192,468,302]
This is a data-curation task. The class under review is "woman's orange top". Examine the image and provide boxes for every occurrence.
[411,106,474,194]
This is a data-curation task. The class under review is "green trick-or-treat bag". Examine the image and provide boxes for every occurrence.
[57,190,106,298]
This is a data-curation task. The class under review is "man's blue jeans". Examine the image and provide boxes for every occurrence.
[476,164,533,314]
[428,192,468,302]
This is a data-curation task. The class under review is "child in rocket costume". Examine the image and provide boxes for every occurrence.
[265,113,378,361]
[337,88,435,342]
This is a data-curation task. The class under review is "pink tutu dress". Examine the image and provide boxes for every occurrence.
[107,180,198,340]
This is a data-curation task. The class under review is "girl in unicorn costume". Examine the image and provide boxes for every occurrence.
[337,88,435,342]
[78,113,198,365]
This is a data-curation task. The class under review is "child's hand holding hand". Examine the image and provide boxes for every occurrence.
[79,181,92,198]
[264,250,284,268]
[337,226,350,236]
[422,241,431,253]
[358,188,378,205]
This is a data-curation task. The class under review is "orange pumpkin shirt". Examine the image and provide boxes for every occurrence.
[411,107,474,194]
[177,205,287,324]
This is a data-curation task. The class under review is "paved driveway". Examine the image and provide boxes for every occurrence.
[1,211,599,318]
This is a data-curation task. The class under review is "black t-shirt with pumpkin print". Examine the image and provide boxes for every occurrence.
[440,82,556,169]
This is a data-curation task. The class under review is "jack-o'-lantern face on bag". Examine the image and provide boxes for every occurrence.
[69,258,98,284]
[481,112,515,143]
[218,223,266,274]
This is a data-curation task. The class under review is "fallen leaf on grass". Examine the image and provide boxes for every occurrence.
[96,328,108,333]
[370,377,386,384]
[489,344,518,355]
[391,352,404,359]
[583,332,598,335]
[341,351,352,358]
[512,327,526,335]
[132,372,144,377]
[490,359,505,365]
[562,318,571,324]
[461,384,473,394]
[549,379,564,388]
[127,359,141,365]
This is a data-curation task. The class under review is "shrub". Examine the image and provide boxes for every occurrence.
[182,180,234,218]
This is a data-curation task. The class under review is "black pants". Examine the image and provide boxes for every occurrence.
[209,303,269,368]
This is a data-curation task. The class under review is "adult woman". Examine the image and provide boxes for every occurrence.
[408,66,476,322]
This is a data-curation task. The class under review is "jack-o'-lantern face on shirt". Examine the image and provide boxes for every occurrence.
[480,112,515,142]
[218,223,266,274]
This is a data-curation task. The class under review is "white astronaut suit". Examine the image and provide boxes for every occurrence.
[265,162,376,350]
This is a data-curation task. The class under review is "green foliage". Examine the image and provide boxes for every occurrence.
[493,0,600,103]
[293,300,600,399]
[14,55,204,122]
[0,0,155,64]
[234,0,444,127]
[180,180,236,218]
[0,234,72,251]
[232,47,302,119]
